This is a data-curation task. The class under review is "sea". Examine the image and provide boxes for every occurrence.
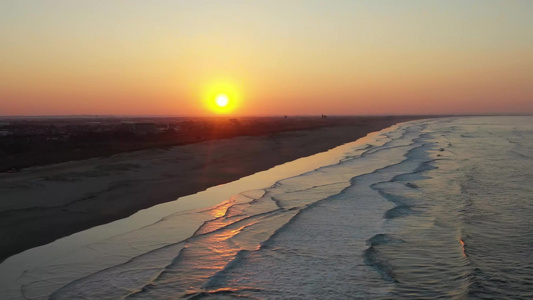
[0,116,532,299]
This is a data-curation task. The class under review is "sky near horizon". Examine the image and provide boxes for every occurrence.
[1,0,532,116]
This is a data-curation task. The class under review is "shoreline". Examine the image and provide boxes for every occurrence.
[0,116,425,262]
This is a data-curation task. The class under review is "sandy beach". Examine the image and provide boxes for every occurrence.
[0,116,421,262]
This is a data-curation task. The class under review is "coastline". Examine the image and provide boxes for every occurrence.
[0,116,424,262]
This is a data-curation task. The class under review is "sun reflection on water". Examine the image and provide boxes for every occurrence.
[459,239,467,257]
[209,201,233,218]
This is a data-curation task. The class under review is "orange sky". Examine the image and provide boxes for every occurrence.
[1,1,532,116]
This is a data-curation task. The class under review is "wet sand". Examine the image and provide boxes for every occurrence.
[0,116,423,262]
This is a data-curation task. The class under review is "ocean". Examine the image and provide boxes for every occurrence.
[1,116,532,299]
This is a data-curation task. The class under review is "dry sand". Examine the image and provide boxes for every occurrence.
[0,116,422,262]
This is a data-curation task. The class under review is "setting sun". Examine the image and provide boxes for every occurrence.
[203,79,243,114]
[215,94,229,107]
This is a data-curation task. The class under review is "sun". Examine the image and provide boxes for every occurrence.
[202,79,242,114]
[215,94,229,107]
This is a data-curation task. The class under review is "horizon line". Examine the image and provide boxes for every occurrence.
[1,113,532,119]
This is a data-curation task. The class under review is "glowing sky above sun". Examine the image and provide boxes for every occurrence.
[1,0,532,116]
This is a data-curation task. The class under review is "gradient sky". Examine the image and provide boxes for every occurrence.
[1,0,532,116]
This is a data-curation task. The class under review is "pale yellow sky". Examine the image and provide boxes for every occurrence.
[1,0,532,116]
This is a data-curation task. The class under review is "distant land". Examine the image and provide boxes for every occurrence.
[0,115,445,173]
